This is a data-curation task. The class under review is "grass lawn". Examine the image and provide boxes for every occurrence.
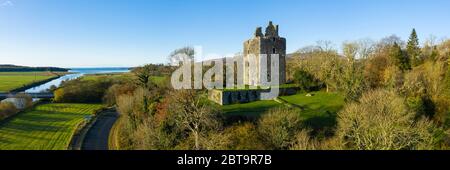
[150,76,167,86]
[221,100,282,117]
[0,72,60,92]
[280,91,345,129]
[0,103,103,150]
[220,91,345,130]
[81,73,131,81]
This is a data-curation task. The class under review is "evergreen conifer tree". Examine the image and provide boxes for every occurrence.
[391,42,411,71]
[407,29,421,66]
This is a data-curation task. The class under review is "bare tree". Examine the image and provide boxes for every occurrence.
[341,42,366,101]
[168,46,195,66]
[379,35,405,48]
[342,42,358,62]
[318,53,343,92]
[356,38,375,59]
[337,89,441,150]
[168,90,220,150]
[258,107,302,149]
[316,40,335,52]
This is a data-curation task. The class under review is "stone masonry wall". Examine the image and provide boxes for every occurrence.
[208,88,297,105]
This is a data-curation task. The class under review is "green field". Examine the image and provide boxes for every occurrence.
[81,74,165,84]
[150,76,167,86]
[221,91,345,129]
[81,73,131,81]
[279,91,345,129]
[0,103,102,150]
[0,72,59,92]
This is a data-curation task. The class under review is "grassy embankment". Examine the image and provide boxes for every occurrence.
[221,91,344,129]
[0,103,102,150]
[0,72,65,92]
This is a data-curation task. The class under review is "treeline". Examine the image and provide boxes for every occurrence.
[285,29,450,149]
[0,64,69,72]
[288,30,450,124]
[53,75,132,103]
[105,30,450,150]
[130,64,176,77]
[47,31,450,150]
[51,64,173,104]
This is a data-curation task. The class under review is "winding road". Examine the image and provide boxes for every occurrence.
[81,109,119,150]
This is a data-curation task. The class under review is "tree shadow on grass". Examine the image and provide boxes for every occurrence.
[16,114,74,123]
[0,137,12,145]
[13,109,91,122]
[301,106,343,136]
[1,121,63,133]
[0,128,50,142]
[0,110,86,134]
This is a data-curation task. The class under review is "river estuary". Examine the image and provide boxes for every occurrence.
[2,68,130,107]
[25,68,130,93]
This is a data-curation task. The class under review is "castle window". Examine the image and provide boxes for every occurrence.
[272,48,276,53]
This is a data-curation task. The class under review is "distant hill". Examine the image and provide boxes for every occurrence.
[0,64,69,72]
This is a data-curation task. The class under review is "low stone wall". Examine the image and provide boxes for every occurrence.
[208,87,297,105]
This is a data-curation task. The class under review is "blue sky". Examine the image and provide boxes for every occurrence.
[1,0,450,67]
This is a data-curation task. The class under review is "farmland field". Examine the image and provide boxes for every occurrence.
[0,72,60,92]
[0,103,102,150]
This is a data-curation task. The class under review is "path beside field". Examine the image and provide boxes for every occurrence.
[81,109,119,150]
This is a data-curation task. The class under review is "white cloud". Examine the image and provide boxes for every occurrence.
[0,1,13,7]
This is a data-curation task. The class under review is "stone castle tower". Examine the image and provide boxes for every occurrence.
[243,21,286,86]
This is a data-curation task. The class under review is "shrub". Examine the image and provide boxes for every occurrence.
[0,93,31,120]
[54,78,115,103]
[222,123,267,150]
[12,93,33,109]
[432,97,450,126]
[293,69,319,92]
[258,107,302,150]
[289,129,319,150]
[401,61,448,119]
[103,83,136,106]
[289,129,344,150]
[168,90,222,150]
[130,116,181,150]
[383,65,404,90]
[336,89,443,150]
[200,131,233,150]
[0,102,18,120]
[406,96,435,118]
[364,55,389,88]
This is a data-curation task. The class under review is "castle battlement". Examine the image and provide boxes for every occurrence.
[243,21,287,86]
